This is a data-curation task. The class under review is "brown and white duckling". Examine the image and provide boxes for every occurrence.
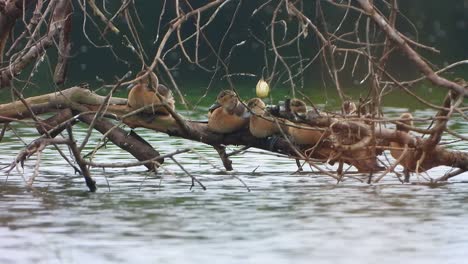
[246,98,282,138]
[286,99,323,146]
[341,100,357,116]
[127,71,175,115]
[207,90,249,133]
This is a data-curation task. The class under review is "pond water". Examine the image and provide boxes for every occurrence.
[1,107,468,264]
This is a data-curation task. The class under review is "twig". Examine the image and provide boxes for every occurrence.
[170,156,206,190]
[78,71,131,151]
[213,145,233,171]
[66,126,96,192]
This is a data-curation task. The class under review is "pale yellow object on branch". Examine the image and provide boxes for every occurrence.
[256,79,270,98]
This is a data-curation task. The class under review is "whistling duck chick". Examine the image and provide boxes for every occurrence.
[341,100,357,116]
[207,90,249,133]
[127,71,175,115]
[286,99,323,145]
[247,98,281,138]
[289,99,308,120]
[390,112,414,182]
[396,113,413,133]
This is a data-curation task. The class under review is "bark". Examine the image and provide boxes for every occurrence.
[0,86,466,176]
[78,114,163,172]
[35,108,75,136]
[0,0,72,88]
[0,0,37,61]
[53,0,72,85]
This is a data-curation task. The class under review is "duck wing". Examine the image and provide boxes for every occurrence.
[157,84,175,108]
[157,84,171,97]
[232,103,250,119]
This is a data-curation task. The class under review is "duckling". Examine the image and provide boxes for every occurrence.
[127,71,175,115]
[341,100,357,116]
[282,99,327,171]
[286,99,306,120]
[390,112,415,182]
[286,99,323,145]
[208,90,249,133]
[247,98,281,138]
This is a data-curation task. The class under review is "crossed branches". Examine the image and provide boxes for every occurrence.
[0,0,467,191]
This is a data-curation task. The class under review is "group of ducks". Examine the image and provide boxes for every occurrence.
[207,90,325,146]
[126,74,417,177]
[127,71,175,115]
[126,73,412,148]
[126,73,326,146]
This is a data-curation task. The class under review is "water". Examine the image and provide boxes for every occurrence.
[1,108,468,264]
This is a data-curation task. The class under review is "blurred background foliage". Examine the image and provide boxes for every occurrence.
[3,0,468,109]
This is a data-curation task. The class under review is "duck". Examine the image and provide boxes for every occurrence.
[390,112,416,182]
[283,99,383,172]
[281,99,328,171]
[246,98,282,138]
[341,100,357,116]
[207,90,249,133]
[127,71,175,115]
[286,99,324,146]
[289,99,308,120]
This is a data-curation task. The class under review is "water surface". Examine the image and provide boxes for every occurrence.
[1,108,467,264]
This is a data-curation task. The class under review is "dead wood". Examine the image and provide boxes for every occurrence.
[1,86,466,181]
[0,0,37,61]
[0,1,467,190]
[78,113,164,172]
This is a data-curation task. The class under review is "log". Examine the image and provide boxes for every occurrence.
[0,86,466,179]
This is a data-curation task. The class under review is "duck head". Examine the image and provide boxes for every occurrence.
[342,100,357,115]
[397,112,413,132]
[289,99,307,120]
[247,98,266,115]
[209,90,239,113]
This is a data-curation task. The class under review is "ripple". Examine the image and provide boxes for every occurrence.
[1,111,468,263]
